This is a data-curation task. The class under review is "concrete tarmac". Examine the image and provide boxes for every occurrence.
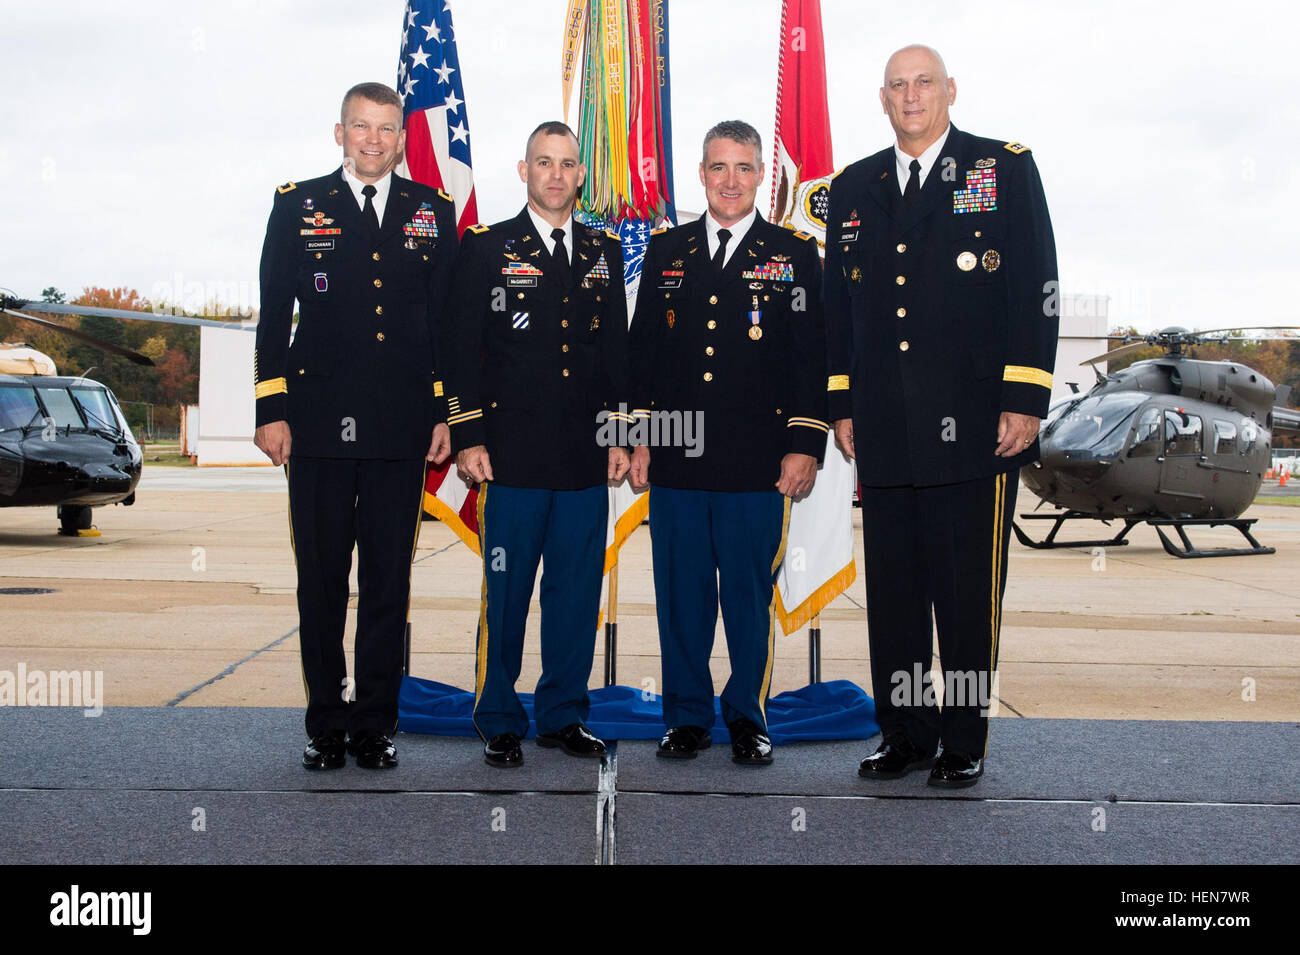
[1,464,1297,723]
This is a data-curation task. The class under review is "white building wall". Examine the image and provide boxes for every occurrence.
[196,324,264,466]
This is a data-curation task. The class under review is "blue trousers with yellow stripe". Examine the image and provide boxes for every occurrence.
[649,486,790,731]
[860,473,1018,756]
[472,483,606,740]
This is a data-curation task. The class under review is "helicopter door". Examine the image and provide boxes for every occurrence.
[1157,409,1204,501]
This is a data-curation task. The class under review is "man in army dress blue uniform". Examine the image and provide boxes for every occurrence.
[629,121,829,766]
[825,46,1058,786]
[254,82,458,770]
[442,121,630,768]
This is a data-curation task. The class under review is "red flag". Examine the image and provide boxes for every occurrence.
[769,0,833,240]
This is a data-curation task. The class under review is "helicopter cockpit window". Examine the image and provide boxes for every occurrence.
[1048,391,1147,459]
[1127,406,1162,458]
[1239,419,1259,453]
[71,388,120,434]
[35,387,85,431]
[0,386,41,432]
[1212,420,1238,455]
[1163,410,1202,455]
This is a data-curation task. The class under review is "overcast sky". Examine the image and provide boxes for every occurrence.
[3,0,1296,333]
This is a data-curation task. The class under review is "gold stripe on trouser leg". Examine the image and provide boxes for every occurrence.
[285,461,310,706]
[984,472,1007,756]
[471,483,489,740]
[758,496,793,721]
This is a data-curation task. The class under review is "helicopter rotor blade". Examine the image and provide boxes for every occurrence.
[0,295,254,332]
[2,309,156,367]
[1080,340,1154,366]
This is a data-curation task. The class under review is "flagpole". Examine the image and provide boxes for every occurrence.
[809,613,821,684]
[604,562,620,686]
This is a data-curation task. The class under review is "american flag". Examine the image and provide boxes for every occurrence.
[396,0,478,234]
[398,0,482,549]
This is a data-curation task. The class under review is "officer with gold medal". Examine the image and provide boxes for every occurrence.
[824,47,1059,787]
[629,120,829,766]
[254,82,458,771]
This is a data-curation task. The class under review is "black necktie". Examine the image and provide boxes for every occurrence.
[712,227,732,273]
[903,159,921,203]
[550,227,571,287]
[361,184,380,235]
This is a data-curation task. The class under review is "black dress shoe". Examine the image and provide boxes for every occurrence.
[727,718,773,766]
[302,730,346,770]
[536,723,606,758]
[656,725,712,759]
[484,732,524,768]
[857,733,936,779]
[347,731,398,769]
[927,748,984,788]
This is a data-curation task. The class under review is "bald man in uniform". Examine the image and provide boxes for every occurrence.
[824,46,1058,787]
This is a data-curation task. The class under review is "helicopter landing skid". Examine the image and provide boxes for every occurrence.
[1145,518,1276,559]
[1012,511,1140,550]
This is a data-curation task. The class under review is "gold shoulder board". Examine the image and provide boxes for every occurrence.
[277,181,297,194]
[437,188,453,202]
[467,223,490,234]
[1004,142,1030,155]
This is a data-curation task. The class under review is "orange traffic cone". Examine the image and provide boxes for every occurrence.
[1282,470,1291,487]
[1266,467,1275,479]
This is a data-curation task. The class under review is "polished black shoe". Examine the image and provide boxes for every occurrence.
[484,732,524,768]
[302,730,346,770]
[536,723,606,758]
[727,718,773,766]
[927,748,984,788]
[656,725,712,759]
[347,731,398,769]
[857,734,936,779]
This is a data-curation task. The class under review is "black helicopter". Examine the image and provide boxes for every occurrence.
[1017,326,1300,558]
[0,292,241,536]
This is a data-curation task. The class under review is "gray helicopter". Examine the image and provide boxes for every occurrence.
[1017,326,1300,557]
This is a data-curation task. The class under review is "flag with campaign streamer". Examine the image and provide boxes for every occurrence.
[769,0,834,247]
[563,0,676,563]
[394,0,483,551]
[769,0,857,633]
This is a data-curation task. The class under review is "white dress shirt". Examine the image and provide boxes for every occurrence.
[704,207,758,267]
[893,125,953,196]
[527,205,574,262]
[341,165,392,226]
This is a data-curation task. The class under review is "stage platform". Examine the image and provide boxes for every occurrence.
[2,707,1295,865]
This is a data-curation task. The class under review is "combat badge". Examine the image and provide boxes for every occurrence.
[975,157,997,168]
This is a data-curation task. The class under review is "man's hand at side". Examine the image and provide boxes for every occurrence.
[995,411,1041,458]
[427,423,451,465]
[832,418,855,461]
[608,447,630,482]
[629,445,650,491]
[776,453,818,500]
[254,421,292,466]
[456,445,494,484]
